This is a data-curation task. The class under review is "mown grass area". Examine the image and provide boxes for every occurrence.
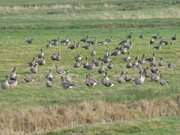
[47,117,180,135]
[0,18,180,109]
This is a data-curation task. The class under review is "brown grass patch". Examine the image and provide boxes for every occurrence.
[0,96,180,135]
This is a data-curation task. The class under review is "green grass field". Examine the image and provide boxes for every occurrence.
[0,0,180,135]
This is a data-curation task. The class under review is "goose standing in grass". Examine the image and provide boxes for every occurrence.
[61,76,75,89]
[83,57,95,70]
[24,74,34,83]
[37,48,44,58]
[133,70,146,85]
[98,62,106,74]
[25,37,33,44]
[46,70,53,87]
[9,67,17,80]
[117,71,126,83]
[29,57,37,66]
[75,54,83,62]
[74,61,81,68]
[55,65,66,76]
[36,56,46,65]
[151,72,160,82]
[171,34,176,41]
[104,36,112,45]
[30,63,38,74]
[101,72,114,87]
[124,72,132,82]
[111,48,121,56]
[107,61,113,69]
[85,73,97,87]
[91,49,96,57]
[123,52,131,62]
[158,57,165,67]
[159,79,168,86]
[139,33,144,39]
[1,76,10,89]
[51,52,60,61]
[103,50,111,63]
[46,69,53,81]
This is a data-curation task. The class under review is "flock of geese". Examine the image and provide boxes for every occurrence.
[0,33,177,90]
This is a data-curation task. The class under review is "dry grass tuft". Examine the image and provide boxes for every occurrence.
[0,96,180,135]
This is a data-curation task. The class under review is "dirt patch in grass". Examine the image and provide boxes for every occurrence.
[0,95,180,135]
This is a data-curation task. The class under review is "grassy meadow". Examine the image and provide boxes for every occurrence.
[0,0,180,135]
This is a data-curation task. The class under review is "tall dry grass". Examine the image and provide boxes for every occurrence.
[0,96,179,135]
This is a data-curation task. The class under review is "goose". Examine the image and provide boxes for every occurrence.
[51,52,60,61]
[101,72,114,87]
[150,65,159,74]
[91,49,96,57]
[127,32,132,39]
[159,39,168,46]
[64,70,72,82]
[30,63,38,74]
[133,70,145,85]
[138,54,146,65]
[171,34,176,41]
[29,57,37,66]
[46,69,53,81]
[24,74,34,83]
[107,61,113,69]
[86,37,96,45]
[82,43,90,50]
[103,51,111,63]
[168,63,176,69]
[83,57,92,70]
[1,76,10,89]
[158,57,165,66]
[68,41,77,49]
[146,53,156,65]
[61,76,75,89]
[152,34,159,40]
[139,33,144,39]
[143,67,151,78]
[74,61,81,68]
[117,71,126,83]
[46,79,53,87]
[126,59,133,68]
[8,78,18,88]
[36,56,46,65]
[104,36,112,44]
[92,57,101,67]
[150,38,155,44]
[37,48,44,58]
[25,37,33,44]
[61,38,71,46]
[133,56,139,68]
[47,39,60,47]
[160,79,168,86]
[123,52,131,62]
[75,54,83,62]
[151,72,160,82]
[80,35,88,43]
[111,49,121,56]
[55,65,66,76]
[85,73,97,87]
[153,45,162,50]
[98,62,106,74]
[124,72,132,82]
[9,67,17,80]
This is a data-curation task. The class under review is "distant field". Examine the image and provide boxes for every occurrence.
[0,0,180,135]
